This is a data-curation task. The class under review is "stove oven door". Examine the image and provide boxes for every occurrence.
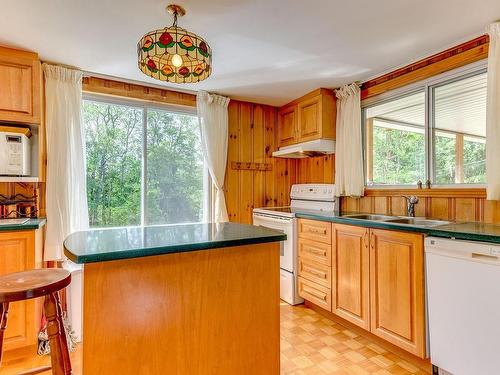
[252,213,296,273]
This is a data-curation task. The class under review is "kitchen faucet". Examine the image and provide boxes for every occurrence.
[403,196,419,217]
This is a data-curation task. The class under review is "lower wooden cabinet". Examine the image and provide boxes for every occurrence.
[332,224,370,330]
[297,219,427,358]
[369,229,426,358]
[0,230,41,351]
[298,276,332,311]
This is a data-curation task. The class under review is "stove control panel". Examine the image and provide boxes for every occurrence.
[290,184,336,201]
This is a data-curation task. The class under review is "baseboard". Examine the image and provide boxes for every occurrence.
[304,300,432,374]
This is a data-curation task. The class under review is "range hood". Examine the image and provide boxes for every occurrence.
[272,139,335,159]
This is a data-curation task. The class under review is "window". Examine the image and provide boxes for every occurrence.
[363,67,486,186]
[83,98,209,228]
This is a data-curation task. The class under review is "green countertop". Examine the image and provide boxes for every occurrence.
[0,218,46,231]
[64,222,287,264]
[294,210,500,244]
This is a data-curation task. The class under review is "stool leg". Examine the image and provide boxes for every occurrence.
[0,302,9,367]
[44,292,72,375]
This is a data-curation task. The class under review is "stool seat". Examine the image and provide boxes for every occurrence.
[0,269,71,304]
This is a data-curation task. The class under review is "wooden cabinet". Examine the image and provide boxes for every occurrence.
[297,219,333,311]
[277,88,335,148]
[369,229,426,358]
[332,224,370,330]
[298,219,426,358]
[0,46,41,124]
[0,230,40,351]
[297,219,331,244]
[278,104,298,147]
[298,276,331,311]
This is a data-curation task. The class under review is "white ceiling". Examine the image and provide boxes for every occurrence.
[1,0,499,106]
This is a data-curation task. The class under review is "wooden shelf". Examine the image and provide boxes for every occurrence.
[0,176,39,183]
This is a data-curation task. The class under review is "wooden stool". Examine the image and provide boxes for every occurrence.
[0,269,72,375]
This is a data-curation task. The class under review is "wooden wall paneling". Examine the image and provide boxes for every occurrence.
[264,106,277,207]
[253,105,266,211]
[82,76,196,107]
[454,198,476,222]
[225,102,240,222]
[238,102,254,224]
[430,198,450,220]
[296,155,334,184]
[373,197,388,215]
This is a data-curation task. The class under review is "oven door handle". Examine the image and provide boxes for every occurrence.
[253,214,294,224]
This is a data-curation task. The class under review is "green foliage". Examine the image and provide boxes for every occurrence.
[435,135,456,184]
[146,109,203,225]
[464,139,486,183]
[83,100,204,228]
[371,126,425,185]
[84,101,142,227]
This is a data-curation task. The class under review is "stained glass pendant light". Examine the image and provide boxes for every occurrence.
[137,4,212,83]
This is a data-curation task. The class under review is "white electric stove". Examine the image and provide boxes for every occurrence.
[253,184,338,305]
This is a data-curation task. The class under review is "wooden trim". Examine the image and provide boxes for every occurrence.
[364,187,486,198]
[304,301,432,374]
[280,88,334,108]
[82,76,196,107]
[361,35,489,100]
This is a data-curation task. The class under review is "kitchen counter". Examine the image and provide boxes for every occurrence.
[294,209,500,244]
[64,222,283,374]
[0,218,46,231]
[64,222,286,263]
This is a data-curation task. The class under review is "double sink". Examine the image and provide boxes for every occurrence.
[345,214,451,228]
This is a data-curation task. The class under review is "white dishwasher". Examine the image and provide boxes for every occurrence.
[425,237,500,375]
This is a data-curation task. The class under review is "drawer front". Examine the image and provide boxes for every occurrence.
[298,277,331,311]
[298,219,331,244]
[298,238,331,265]
[298,258,331,288]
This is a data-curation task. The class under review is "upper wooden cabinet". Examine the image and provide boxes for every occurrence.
[277,88,336,148]
[332,224,370,330]
[369,228,426,358]
[0,46,41,124]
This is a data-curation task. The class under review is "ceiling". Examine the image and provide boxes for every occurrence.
[1,0,499,106]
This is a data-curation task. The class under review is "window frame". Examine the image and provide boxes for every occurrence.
[362,60,487,188]
[82,93,212,228]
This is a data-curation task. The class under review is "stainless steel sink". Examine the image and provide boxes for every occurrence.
[385,217,451,227]
[345,214,396,221]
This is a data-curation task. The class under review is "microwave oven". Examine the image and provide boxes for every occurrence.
[0,130,31,176]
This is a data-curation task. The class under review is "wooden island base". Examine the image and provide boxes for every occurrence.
[82,243,280,375]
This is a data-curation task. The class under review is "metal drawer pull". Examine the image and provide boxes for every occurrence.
[304,266,327,279]
[306,227,327,235]
[302,286,327,301]
[304,247,327,256]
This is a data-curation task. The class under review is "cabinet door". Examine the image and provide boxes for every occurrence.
[0,231,37,351]
[369,229,426,358]
[297,96,321,142]
[278,104,297,147]
[332,224,370,329]
[0,51,41,124]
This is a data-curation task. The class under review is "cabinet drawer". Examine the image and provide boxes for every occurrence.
[298,258,331,288]
[298,219,331,244]
[298,277,331,312]
[298,238,331,265]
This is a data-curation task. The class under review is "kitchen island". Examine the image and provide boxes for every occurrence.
[64,222,286,375]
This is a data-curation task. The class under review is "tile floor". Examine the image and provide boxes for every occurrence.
[2,303,429,374]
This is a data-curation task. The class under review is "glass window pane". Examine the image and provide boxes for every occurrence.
[146,109,204,225]
[365,92,425,185]
[433,72,486,184]
[463,136,486,183]
[83,100,143,227]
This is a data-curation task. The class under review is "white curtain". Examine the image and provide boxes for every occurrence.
[334,83,364,197]
[487,22,500,200]
[197,90,230,223]
[43,64,89,261]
